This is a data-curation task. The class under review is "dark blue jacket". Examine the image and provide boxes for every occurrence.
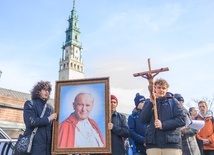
[23,99,54,155]
[128,108,147,154]
[111,111,130,155]
[139,96,185,149]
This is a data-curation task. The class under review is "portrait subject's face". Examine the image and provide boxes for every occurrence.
[73,93,94,120]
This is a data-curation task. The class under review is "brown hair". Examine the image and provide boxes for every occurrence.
[154,78,169,88]
[189,107,196,113]
[31,81,52,100]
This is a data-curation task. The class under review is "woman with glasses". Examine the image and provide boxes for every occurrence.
[22,81,57,155]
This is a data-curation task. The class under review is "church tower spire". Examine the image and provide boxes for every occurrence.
[59,0,84,80]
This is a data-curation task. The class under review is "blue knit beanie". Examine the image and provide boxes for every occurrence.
[174,93,184,102]
[134,93,145,107]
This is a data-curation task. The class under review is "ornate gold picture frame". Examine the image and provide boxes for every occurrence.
[52,77,111,154]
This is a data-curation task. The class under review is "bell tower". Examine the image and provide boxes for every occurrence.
[59,0,84,80]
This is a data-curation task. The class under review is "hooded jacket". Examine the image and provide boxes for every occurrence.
[196,110,214,151]
[128,107,147,154]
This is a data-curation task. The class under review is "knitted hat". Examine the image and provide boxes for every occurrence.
[174,93,184,102]
[134,93,145,107]
[111,95,118,103]
[166,92,173,99]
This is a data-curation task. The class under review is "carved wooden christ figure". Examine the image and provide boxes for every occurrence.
[133,58,169,120]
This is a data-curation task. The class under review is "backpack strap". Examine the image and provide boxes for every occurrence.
[27,100,47,153]
[168,99,174,118]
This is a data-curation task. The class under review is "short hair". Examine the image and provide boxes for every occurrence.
[31,81,52,100]
[74,92,94,103]
[154,78,169,88]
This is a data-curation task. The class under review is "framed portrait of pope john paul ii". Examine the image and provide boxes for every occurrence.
[52,77,111,154]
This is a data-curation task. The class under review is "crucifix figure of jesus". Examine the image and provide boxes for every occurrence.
[133,58,169,120]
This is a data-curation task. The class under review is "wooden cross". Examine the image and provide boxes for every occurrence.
[133,58,169,120]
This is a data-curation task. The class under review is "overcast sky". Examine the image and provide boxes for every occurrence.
[0,0,214,114]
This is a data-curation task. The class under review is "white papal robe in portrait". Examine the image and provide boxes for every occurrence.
[74,119,104,147]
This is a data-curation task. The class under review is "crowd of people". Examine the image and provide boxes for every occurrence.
[125,78,214,155]
[17,78,214,155]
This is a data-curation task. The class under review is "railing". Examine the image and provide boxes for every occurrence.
[0,128,17,155]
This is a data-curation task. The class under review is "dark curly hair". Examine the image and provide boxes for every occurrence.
[31,81,52,100]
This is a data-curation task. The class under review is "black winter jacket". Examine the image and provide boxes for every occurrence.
[111,111,130,155]
[139,96,185,149]
[23,99,54,155]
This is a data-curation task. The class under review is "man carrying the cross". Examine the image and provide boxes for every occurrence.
[139,78,185,155]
